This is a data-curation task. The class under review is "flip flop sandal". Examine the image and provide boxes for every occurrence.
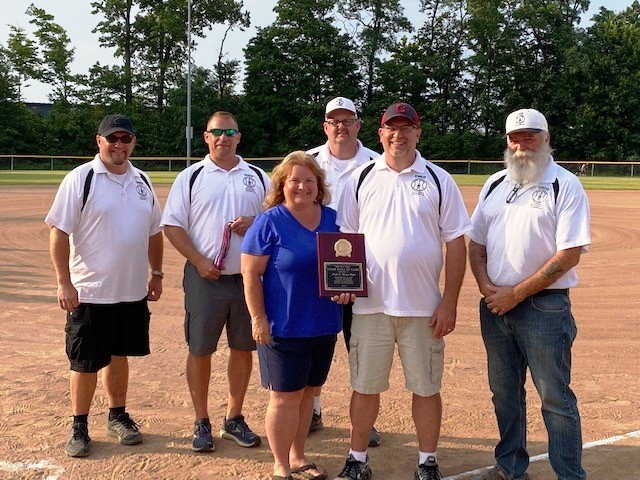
[291,463,328,480]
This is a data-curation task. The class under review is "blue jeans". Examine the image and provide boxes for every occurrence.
[480,291,586,480]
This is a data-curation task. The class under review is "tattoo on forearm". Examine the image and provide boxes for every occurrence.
[541,261,564,279]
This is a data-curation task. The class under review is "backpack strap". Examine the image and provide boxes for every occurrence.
[355,163,376,203]
[81,169,95,212]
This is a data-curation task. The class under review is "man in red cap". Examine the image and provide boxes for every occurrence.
[334,103,471,480]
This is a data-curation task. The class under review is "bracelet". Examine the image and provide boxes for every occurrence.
[151,270,164,278]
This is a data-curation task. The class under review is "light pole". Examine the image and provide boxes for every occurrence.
[186,0,193,166]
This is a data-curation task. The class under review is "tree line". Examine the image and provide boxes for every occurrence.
[1,0,639,162]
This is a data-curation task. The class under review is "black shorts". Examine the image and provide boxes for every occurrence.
[65,298,151,373]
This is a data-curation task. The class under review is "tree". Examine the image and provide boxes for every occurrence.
[25,4,77,102]
[338,0,412,106]
[243,0,361,155]
[4,27,39,101]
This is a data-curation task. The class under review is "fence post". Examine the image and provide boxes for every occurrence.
[51,158,54,170]
[169,159,172,172]
[10,157,14,170]
[467,160,471,175]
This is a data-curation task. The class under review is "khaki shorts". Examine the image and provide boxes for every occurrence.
[348,313,444,396]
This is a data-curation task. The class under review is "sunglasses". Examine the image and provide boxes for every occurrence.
[207,128,239,137]
[104,134,134,144]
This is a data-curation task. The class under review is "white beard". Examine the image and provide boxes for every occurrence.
[503,144,553,185]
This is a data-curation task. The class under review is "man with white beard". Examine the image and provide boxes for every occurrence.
[468,109,590,480]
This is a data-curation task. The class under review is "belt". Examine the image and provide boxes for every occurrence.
[534,288,569,297]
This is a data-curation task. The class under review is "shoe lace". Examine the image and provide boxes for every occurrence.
[417,463,442,480]
[115,413,140,432]
[194,421,212,437]
[338,457,365,478]
[228,416,250,434]
[72,424,90,442]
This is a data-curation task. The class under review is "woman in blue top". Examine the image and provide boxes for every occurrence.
[241,151,354,480]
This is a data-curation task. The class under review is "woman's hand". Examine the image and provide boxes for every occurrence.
[331,292,356,304]
[252,316,271,345]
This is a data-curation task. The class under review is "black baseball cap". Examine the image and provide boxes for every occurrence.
[97,115,135,136]
[380,103,420,127]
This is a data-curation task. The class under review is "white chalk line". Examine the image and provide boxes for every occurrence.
[443,429,640,480]
[2,429,639,480]
[0,459,64,480]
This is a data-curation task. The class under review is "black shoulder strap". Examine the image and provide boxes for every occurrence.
[485,175,507,199]
[424,164,442,215]
[355,162,376,202]
[311,151,319,157]
[189,165,205,202]
[552,178,559,202]
[247,164,266,191]
[139,174,155,206]
[81,169,94,212]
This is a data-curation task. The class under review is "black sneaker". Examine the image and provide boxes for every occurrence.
[309,411,323,433]
[220,414,261,447]
[415,456,443,480]
[106,412,142,445]
[368,426,381,447]
[192,418,215,452]
[65,422,91,457]
[334,454,372,480]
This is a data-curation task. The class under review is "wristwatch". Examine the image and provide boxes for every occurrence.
[151,270,164,279]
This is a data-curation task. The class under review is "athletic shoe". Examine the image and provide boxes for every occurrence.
[309,411,324,433]
[368,426,381,447]
[192,418,215,452]
[65,422,91,457]
[106,412,142,445]
[334,454,372,480]
[220,414,261,447]
[474,466,532,480]
[414,456,443,480]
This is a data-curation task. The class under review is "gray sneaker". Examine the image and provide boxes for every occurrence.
[192,418,215,452]
[220,414,261,447]
[106,412,142,445]
[475,466,532,480]
[415,456,443,480]
[368,426,381,447]
[65,422,91,457]
[334,454,372,480]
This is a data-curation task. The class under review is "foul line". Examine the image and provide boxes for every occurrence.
[444,429,640,480]
[0,459,64,480]
[3,430,639,480]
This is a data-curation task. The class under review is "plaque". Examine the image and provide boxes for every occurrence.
[317,232,367,297]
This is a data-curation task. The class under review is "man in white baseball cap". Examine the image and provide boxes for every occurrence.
[306,97,380,446]
[468,108,590,480]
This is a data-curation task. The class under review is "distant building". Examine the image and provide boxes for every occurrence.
[25,102,53,118]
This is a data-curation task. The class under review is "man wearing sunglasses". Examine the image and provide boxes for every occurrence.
[162,111,270,454]
[46,114,164,457]
[468,109,590,480]
[305,97,381,445]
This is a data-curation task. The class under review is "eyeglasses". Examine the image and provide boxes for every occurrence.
[104,134,134,144]
[207,128,239,137]
[506,185,523,204]
[381,125,416,134]
[325,119,357,127]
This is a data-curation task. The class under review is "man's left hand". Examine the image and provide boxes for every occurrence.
[229,216,254,236]
[148,275,163,301]
[430,300,456,339]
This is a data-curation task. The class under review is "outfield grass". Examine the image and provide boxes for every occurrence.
[1,170,640,189]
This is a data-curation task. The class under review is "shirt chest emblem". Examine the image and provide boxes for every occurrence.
[530,186,550,209]
[135,181,149,200]
[243,174,257,192]
[411,174,428,196]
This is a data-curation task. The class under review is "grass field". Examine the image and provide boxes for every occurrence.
[1,169,640,189]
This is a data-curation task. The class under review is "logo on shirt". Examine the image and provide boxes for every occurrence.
[530,187,549,209]
[135,182,149,200]
[411,175,428,196]
[243,174,257,192]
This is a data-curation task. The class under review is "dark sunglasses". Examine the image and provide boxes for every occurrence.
[207,128,239,137]
[104,134,134,144]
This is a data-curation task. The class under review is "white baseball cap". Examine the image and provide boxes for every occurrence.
[505,108,548,134]
[325,97,357,116]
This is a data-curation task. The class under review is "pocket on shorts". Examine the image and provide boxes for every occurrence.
[349,339,359,380]
[65,307,88,361]
[429,340,445,384]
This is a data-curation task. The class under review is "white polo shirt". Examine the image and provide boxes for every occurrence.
[45,155,162,304]
[307,140,378,210]
[338,151,472,316]
[161,155,270,275]
[468,158,591,288]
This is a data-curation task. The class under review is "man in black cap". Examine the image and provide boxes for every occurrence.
[334,103,471,480]
[45,114,164,457]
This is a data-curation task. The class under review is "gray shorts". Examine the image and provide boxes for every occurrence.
[183,262,255,356]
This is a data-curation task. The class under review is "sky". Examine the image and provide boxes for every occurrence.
[0,0,635,102]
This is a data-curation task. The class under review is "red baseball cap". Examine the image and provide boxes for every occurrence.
[380,103,420,127]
